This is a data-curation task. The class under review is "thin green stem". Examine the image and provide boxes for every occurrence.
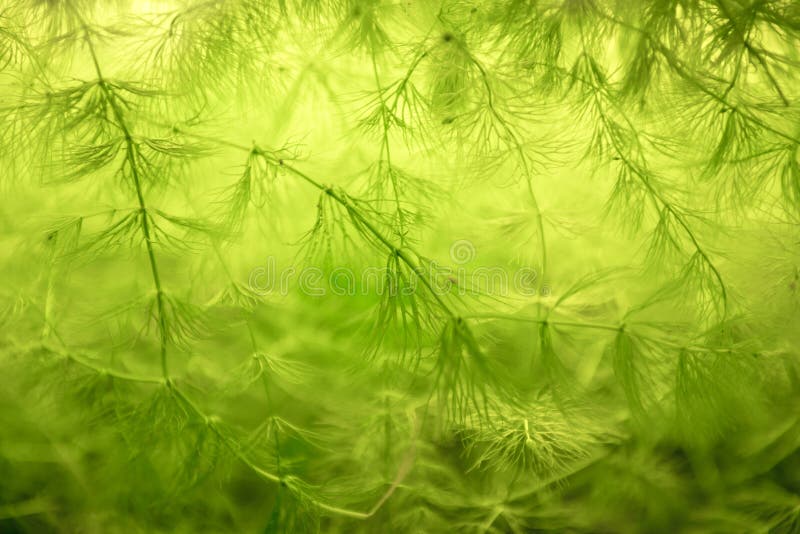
[462,313,622,333]
[575,22,727,315]
[466,51,547,280]
[159,123,459,319]
[712,0,789,106]
[172,379,416,520]
[283,161,456,317]
[370,52,407,244]
[596,8,800,146]
[57,346,165,385]
[79,22,171,380]
[42,253,414,522]
[52,343,416,521]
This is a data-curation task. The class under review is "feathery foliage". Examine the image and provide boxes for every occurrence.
[1,1,800,532]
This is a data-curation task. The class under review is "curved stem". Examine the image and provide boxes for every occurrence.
[157,123,461,319]
[575,22,727,316]
[712,0,789,106]
[596,9,799,145]
[53,332,417,521]
[467,51,547,280]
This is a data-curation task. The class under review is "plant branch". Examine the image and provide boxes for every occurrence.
[595,7,800,146]
[77,18,171,380]
[162,123,461,319]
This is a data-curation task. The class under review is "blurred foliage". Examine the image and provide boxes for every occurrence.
[1,0,800,532]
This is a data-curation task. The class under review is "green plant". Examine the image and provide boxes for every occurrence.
[1,1,799,532]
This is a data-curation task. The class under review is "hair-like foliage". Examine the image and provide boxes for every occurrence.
[1,1,799,532]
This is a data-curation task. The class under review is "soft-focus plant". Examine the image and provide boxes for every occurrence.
[1,1,799,532]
